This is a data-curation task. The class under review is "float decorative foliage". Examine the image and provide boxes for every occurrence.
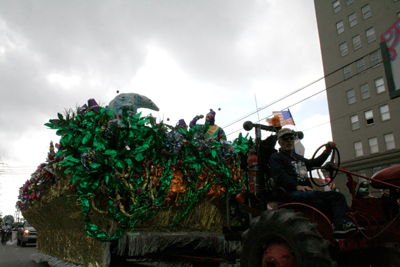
[18,105,252,242]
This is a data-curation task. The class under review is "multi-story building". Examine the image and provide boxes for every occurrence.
[313,0,400,200]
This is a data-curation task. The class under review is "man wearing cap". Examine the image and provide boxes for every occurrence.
[190,109,226,141]
[269,128,358,238]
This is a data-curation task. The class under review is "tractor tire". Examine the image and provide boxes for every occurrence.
[241,208,336,267]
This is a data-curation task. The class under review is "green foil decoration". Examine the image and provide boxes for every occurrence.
[45,106,252,241]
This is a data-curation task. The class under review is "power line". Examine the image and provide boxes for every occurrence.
[225,48,383,137]
[223,48,381,132]
[231,61,380,137]
[0,165,38,176]
[222,76,324,129]
[273,59,386,130]
[303,96,392,133]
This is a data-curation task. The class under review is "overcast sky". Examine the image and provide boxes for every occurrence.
[0,0,331,216]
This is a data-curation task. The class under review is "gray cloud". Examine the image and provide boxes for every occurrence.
[0,0,324,164]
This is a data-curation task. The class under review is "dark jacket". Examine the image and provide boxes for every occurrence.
[269,149,329,193]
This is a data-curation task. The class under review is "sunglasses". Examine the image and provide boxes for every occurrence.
[280,136,294,141]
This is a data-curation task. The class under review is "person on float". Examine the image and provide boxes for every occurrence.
[269,128,360,238]
[189,109,226,141]
[176,119,188,130]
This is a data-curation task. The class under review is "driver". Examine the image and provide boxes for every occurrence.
[269,128,358,238]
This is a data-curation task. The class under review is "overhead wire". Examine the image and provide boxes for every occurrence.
[227,61,382,137]
[222,76,325,129]
[301,95,392,134]
[0,165,38,176]
[278,56,386,133]
[225,47,383,137]
[0,51,385,176]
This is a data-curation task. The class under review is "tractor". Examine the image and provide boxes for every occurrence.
[225,121,400,267]
[21,105,400,267]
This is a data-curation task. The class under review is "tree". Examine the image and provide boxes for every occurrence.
[3,215,14,224]
[0,157,8,216]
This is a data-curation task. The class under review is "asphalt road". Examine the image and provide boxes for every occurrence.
[0,239,239,267]
[0,242,162,267]
[0,241,48,267]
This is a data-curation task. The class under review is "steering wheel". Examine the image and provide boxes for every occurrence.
[308,144,340,187]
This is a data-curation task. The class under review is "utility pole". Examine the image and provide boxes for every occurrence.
[0,157,10,217]
[14,209,21,223]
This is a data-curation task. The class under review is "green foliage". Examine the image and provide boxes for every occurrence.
[44,107,252,241]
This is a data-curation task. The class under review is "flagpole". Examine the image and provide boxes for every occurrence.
[287,108,297,130]
[254,94,261,123]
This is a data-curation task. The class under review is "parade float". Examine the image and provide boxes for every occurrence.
[17,93,400,267]
[17,93,252,267]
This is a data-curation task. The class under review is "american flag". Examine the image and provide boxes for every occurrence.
[266,110,295,126]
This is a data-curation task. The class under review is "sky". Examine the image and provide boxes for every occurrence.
[0,0,331,217]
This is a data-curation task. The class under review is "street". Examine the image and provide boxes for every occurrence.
[0,241,160,267]
[0,235,239,267]
[0,241,239,267]
[0,242,48,267]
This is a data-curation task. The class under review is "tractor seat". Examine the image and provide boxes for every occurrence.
[265,178,288,202]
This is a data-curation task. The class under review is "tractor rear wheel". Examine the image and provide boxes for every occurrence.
[241,208,336,267]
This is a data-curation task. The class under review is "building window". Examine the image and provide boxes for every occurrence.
[365,109,374,125]
[344,65,352,79]
[333,1,341,13]
[369,137,379,154]
[347,89,355,104]
[346,0,353,5]
[371,52,380,66]
[336,21,344,34]
[372,166,382,175]
[340,42,348,56]
[375,77,385,94]
[380,104,390,121]
[351,115,359,130]
[362,4,371,19]
[353,35,361,50]
[349,13,357,27]
[366,28,376,43]
[385,133,395,150]
[361,83,370,99]
[354,141,363,157]
[357,59,366,73]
